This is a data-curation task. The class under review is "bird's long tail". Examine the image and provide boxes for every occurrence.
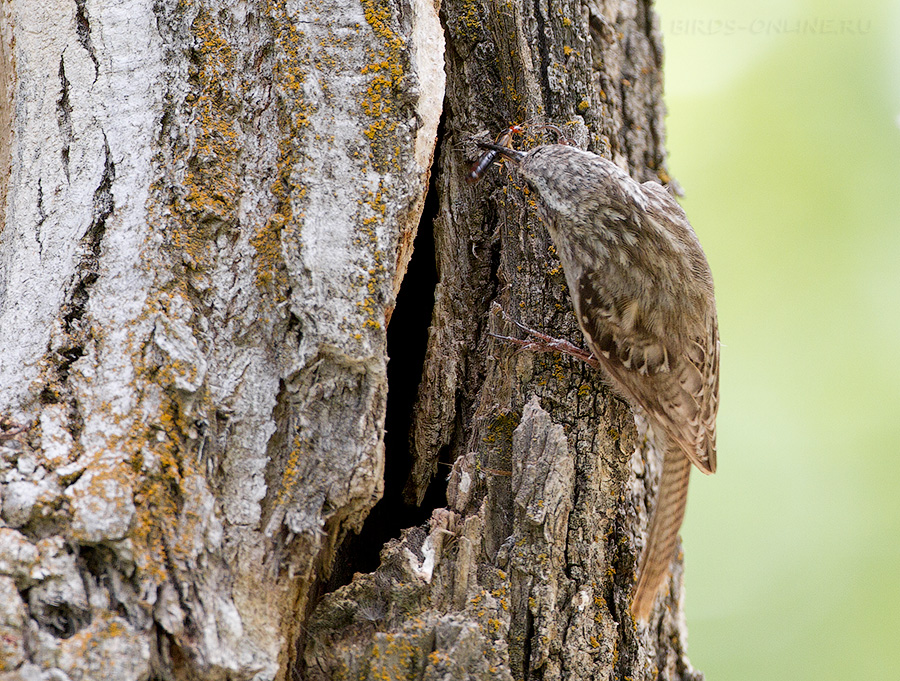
[631,443,692,620]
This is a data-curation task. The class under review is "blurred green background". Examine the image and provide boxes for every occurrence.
[654,0,900,677]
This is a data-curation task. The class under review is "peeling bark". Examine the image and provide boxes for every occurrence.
[0,0,700,679]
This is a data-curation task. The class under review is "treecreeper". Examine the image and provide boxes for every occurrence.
[478,141,720,620]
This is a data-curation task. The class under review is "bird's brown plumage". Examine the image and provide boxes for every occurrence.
[497,143,719,620]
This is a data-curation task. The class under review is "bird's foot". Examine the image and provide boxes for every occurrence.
[490,314,599,369]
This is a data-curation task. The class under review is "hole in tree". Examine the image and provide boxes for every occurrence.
[324,124,445,592]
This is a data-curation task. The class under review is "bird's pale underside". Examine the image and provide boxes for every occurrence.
[481,142,720,620]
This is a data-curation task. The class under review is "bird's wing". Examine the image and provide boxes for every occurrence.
[576,273,718,474]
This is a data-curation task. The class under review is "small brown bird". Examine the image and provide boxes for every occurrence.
[480,141,719,620]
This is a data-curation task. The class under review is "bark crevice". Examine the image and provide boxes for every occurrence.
[74,0,100,79]
[318,122,443,595]
[56,57,72,183]
[292,117,444,680]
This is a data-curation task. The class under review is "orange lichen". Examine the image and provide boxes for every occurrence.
[350,185,390,331]
[164,10,242,275]
[358,0,407,172]
[250,1,315,297]
[274,434,307,509]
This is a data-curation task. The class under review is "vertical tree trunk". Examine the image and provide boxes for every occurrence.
[0,0,700,679]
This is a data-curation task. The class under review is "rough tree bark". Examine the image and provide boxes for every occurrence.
[0,0,701,679]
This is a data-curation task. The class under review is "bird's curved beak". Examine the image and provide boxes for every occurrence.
[475,142,526,164]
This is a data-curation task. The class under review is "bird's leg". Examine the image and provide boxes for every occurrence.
[491,314,600,370]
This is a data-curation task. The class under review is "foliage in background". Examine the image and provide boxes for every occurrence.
[655,0,900,678]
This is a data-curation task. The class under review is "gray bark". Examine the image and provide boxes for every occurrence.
[0,0,700,679]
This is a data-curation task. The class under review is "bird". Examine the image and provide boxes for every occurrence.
[478,140,719,620]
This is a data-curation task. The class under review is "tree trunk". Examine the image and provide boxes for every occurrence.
[0,0,700,679]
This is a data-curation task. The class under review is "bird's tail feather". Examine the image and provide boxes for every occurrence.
[631,443,692,620]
